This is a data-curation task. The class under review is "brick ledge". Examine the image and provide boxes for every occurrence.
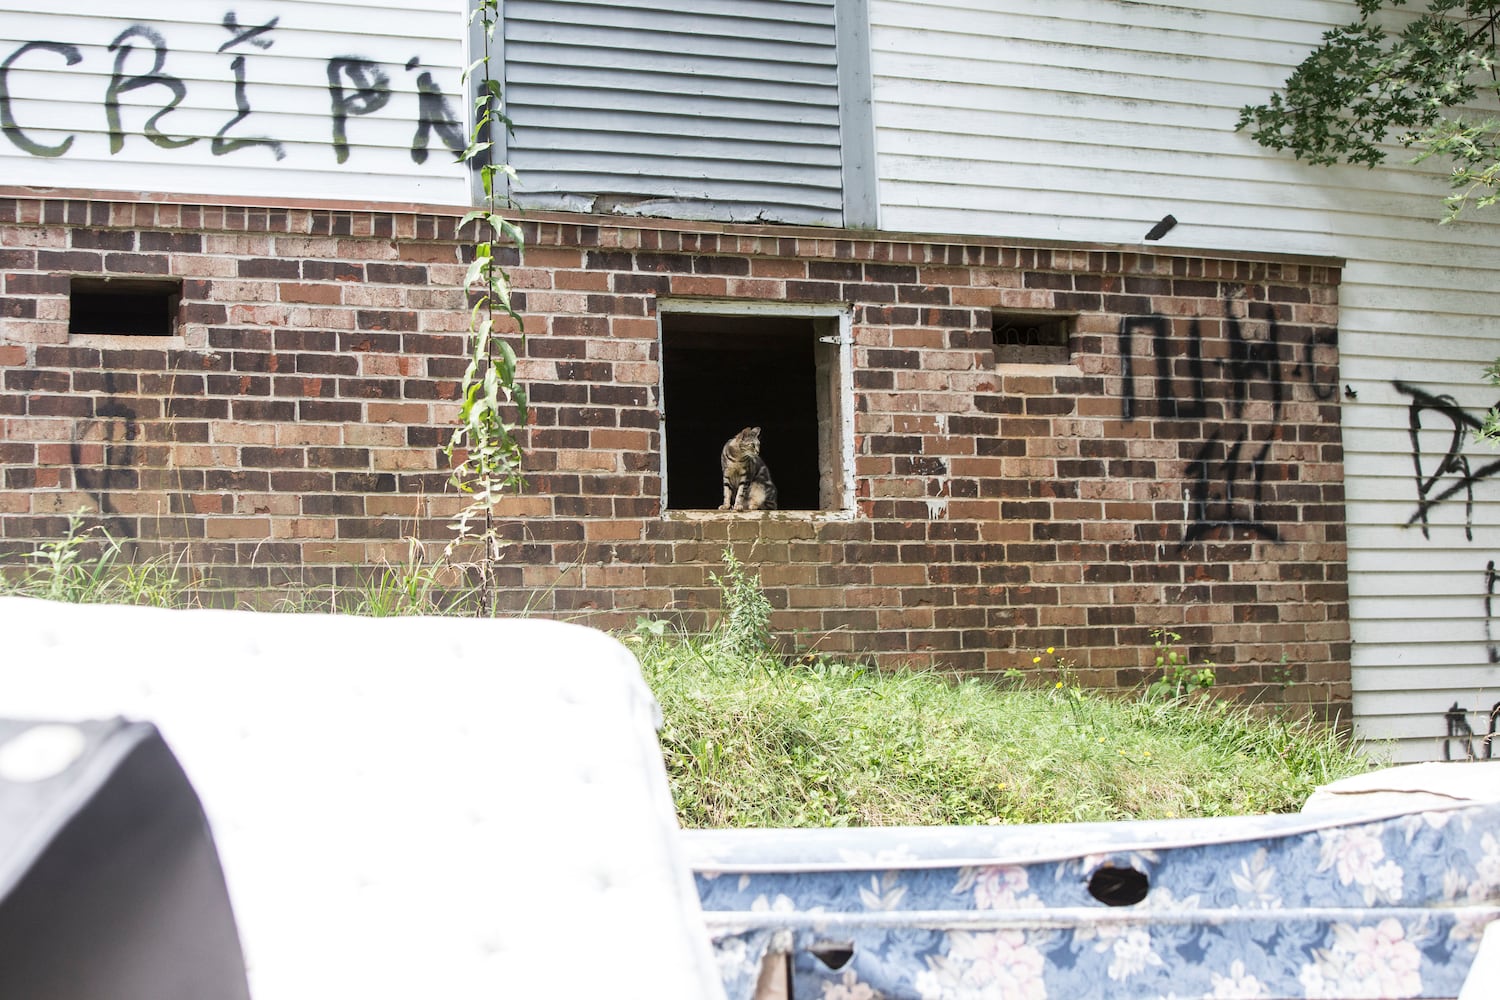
[0,185,1347,269]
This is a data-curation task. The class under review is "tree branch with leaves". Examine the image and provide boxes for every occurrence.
[1238,0,1500,221]
[1241,1,1500,436]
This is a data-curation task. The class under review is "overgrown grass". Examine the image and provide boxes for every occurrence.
[632,623,1370,827]
[2,527,1373,827]
[631,550,1373,827]
[0,515,197,608]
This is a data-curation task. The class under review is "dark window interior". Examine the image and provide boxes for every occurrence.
[69,277,180,337]
[662,313,822,511]
[992,311,1073,365]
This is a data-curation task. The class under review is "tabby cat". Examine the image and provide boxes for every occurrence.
[720,426,778,511]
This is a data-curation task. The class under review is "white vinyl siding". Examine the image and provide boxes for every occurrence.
[0,0,469,204]
[501,0,846,224]
[869,0,1500,762]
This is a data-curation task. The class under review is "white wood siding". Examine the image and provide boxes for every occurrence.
[0,0,469,204]
[869,0,1500,762]
[501,0,846,224]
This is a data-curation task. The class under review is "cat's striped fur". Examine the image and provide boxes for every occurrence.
[720,426,778,511]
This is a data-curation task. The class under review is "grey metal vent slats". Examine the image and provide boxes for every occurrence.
[503,0,845,225]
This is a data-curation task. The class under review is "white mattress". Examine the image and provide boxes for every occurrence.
[0,596,724,1000]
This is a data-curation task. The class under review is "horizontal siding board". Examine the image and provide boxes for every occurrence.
[878,38,1302,97]
[506,87,841,126]
[1357,689,1500,718]
[1356,593,1494,626]
[503,0,843,224]
[1350,642,1491,667]
[877,155,1461,236]
[510,58,838,96]
[519,141,843,174]
[1344,477,1500,508]
[507,0,836,38]
[521,167,841,201]
[874,0,1353,41]
[507,17,837,59]
[0,1,464,40]
[1350,574,1493,599]
[1352,711,1484,748]
[1342,503,1482,533]
[876,104,1462,202]
[511,109,841,146]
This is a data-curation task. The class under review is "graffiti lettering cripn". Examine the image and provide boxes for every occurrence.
[1,12,465,166]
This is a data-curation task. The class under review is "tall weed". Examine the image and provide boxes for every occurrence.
[2,514,195,607]
[352,540,466,617]
[710,548,775,658]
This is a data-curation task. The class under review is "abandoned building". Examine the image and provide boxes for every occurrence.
[3,1,1499,759]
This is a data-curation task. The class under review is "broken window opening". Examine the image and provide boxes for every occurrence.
[69,277,181,337]
[992,311,1075,366]
[660,306,850,513]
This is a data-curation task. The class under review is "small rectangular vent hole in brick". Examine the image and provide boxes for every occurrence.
[69,277,181,337]
[992,312,1074,366]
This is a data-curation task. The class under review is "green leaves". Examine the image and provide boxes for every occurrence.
[1144,628,1217,702]
[443,0,527,613]
[1239,0,1500,219]
[710,548,777,659]
[1414,115,1500,219]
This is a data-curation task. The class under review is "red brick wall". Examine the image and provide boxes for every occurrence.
[0,192,1349,715]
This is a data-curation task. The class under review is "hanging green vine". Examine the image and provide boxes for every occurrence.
[445,0,527,615]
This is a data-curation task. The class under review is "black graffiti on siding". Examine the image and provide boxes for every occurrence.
[214,12,285,161]
[0,42,82,156]
[1444,703,1478,760]
[1391,381,1500,541]
[220,10,278,51]
[1439,564,1500,759]
[407,58,465,166]
[0,17,466,165]
[327,58,392,165]
[1487,560,1500,664]
[1442,700,1500,761]
[106,26,195,153]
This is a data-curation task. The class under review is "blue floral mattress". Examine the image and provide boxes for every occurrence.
[683,800,1500,999]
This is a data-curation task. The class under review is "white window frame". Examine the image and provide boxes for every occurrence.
[657,299,855,517]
